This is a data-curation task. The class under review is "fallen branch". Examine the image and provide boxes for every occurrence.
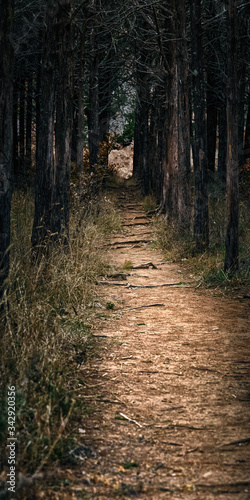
[219,437,250,448]
[98,281,189,288]
[108,239,151,246]
[196,480,250,490]
[191,366,223,374]
[125,282,189,288]
[123,222,151,226]
[107,272,128,280]
[98,281,128,286]
[97,399,126,405]
[123,303,166,311]
[132,262,157,269]
[119,412,143,428]
[160,407,184,412]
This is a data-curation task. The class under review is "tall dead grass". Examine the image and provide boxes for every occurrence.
[153,178,250,289]
[0,185,120,478]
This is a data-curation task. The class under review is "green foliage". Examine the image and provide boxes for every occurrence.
[142,194,158,213]
[122,260,133,270]
[115,109,135,146]
[106,301,115,310]
[122,461,139,470]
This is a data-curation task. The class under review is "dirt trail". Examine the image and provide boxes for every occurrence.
[58,185,250,499]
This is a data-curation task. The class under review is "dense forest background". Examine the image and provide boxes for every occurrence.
[0,0,250,490]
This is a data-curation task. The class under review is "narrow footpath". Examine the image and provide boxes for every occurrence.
[58,184,250,499]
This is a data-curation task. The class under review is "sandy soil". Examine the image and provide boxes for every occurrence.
[43,180,250,500]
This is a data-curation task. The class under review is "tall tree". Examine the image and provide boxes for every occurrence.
[0,0,14,299]
[160,0,191,230]
[31,1,57,249]
[190,0,209,252]
[88,5,99,171]
[224,0,239,272]
[52,0,75,241]
[32,0,75,248]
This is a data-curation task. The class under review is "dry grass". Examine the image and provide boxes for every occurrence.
[0,185,121,480]
[152,180,250,291]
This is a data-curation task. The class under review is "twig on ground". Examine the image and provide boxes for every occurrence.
[119,412,143,428]
[98,281,191,288]
[107,239,152,246]
[125,282,189,288]
[191,366,223,374]
[123,222,151,226]
[123,303,166,310]
[132,261,157,269]
[219,437,250,448]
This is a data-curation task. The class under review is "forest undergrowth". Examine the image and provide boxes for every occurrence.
[151,166,250,293]
[0,176,121,488]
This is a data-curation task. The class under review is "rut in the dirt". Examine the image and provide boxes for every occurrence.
[57,184,250,500]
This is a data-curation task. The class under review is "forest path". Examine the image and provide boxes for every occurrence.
[57,183,250,499]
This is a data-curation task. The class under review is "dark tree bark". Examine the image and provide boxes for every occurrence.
[160,1,178,221]
[218,102,227,186]
[99,61,112,167]
[176,0,191,231]
[244,102,250,161]
[133,81,149,194]
[190,0,209,252]
[148,87,161,198]
[76,21,87,174]
[31,2,57,249]
[32,0,75,249]
[224,0,239,272]
[0,0,14,299]
[161,0,191,230]
[133,28,150,193]
[206,79,217,174]
[72,16,87,174]
[26,71,33,172]
[35,60,41,170]
[52,0,75,241]
[88,21,99,171]
[13,76,18,178]
[237,6,248,168]
[205,0,218,175]
[19,74,25,179]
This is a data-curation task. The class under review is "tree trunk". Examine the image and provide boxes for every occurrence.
[13,76,18,178]
[32,1,57,249]
[224,0,239,272]
[190,0,209,252]
[163,61,178,222]
[161,0,191,230]
[244,102,250,161]
[35,57,41,170]
[52,0,75,241]
[206,0,218,174]
[76,21,87,174]
[26,71,33,173]
[176,0,191,231]
[207,82,217,174]
[88,24,99,171]
[0,0,14,299]
[133,39,150,193]
[218,101,227,187]
[19,75,25,180]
